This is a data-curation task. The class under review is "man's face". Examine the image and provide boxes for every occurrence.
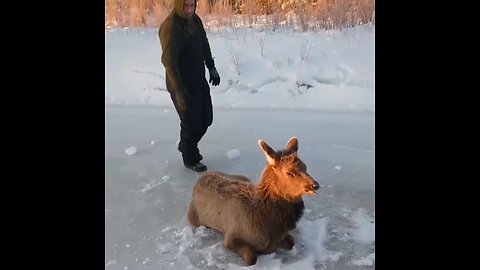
[184,0,195,18]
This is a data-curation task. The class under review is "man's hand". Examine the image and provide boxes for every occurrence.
[209,67,220,86]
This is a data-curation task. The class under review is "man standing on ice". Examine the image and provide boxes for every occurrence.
[159,0,220,172]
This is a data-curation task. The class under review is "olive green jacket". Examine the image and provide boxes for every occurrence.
[159,0,215,115]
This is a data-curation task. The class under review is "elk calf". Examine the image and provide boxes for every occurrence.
[187,137,319,266]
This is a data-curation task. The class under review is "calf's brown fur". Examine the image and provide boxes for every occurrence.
[187,137,319,266]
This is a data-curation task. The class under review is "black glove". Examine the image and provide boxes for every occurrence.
[209,67,220,86]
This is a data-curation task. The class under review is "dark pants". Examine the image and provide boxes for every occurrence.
[169,85,213,166]
[178,118,208,165]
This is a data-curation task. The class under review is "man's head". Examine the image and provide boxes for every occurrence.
[183,0,196,18]
[174,0,196,19]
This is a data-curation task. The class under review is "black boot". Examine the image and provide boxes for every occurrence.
[184,162,207,172]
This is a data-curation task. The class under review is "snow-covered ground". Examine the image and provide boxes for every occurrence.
[105,25,374,113]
